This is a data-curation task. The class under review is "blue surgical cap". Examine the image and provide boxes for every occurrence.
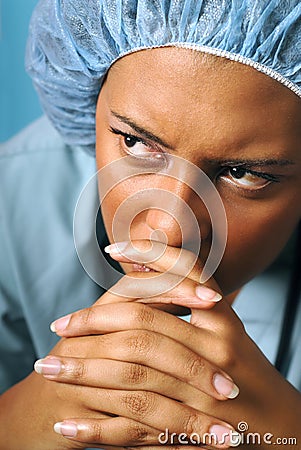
[26,0,301,155]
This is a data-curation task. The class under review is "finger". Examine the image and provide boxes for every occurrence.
[104,240,220,289]
[103,241,240,338]
[94,270,235,345]
[96,271,222,308]
[126,447,208,450]
[125,446,210,450]
[53,417,213,448]
[53,416,160,447]
[51,301,238,358]
[42,329,239,400]
[94,268,221,302]
[51,279,223,340]
[34,355,204,405]
[54,416,215,448]
[50,301,242,378]
[56,388,234,449]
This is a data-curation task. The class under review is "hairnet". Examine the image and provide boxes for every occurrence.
[26,0,301,155]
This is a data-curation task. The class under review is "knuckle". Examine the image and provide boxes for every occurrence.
[182,413,202,435]
[89,421,104,443]
[79,307,96,327]
[214,343,236,370]
[68,359,87,381]
[122,363,148,385]
[132,304,155,328]
[126,330,155,356]
[122,391,156,418]
[185,355,205,378]
[127,423,149,443]
[216,310,246,341]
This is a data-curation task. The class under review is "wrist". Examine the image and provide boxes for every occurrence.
[0,373,72,450]
[239,379,301,450]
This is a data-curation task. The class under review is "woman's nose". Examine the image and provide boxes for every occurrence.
[144,178,212,249]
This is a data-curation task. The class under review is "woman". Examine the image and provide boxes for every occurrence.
[0,0,300,449]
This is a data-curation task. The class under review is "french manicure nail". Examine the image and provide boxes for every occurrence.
[104,242,129,254]
[195,285,222,302]
[209,424,232,446]
[54,421,78,438]
[50,314,71,332]
[34,357,62,376]
[213,373,239,399]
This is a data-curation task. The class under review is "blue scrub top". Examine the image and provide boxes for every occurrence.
[0,116,300,398]
[0,116,105,392]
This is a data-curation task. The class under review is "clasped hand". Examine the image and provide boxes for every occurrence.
[34,240,299,450]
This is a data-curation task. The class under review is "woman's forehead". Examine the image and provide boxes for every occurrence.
[98,48,301,165]
[108,47,300,103]
[106,48,301,130]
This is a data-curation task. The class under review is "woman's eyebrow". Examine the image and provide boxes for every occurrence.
[110,110,175,150]
[110,110,296,168]
[205,158,295,167]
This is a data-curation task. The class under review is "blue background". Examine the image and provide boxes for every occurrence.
[0,0,42,142]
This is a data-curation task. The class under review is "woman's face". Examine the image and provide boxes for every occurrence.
[95,47,301,295]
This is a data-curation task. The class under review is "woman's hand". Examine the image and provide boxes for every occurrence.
[31,241,240,449]
[36,309,237,447]
[0,347,120,450]
[0,239,234,450]
[100,240,301,450]
[35,240,301,449]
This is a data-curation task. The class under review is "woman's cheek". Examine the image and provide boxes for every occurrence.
[215,196,300,294]
[99,168,301,295]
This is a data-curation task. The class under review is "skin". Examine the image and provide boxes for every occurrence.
[1,48,301,450]
[96,47,301,294]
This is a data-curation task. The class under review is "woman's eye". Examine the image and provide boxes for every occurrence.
[122,134,152,156]
[220,166,273,190]
[109,127,166,165]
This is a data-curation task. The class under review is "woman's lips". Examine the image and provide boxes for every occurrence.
[132,263,155,272]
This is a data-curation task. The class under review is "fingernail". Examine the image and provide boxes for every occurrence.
[54,421,78,438]
[34,357,62,376]
[209,424,232,446]
[213,373,239,399]
[104,242,129,255]
[195,285,222,302]
[50,314,71,332]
